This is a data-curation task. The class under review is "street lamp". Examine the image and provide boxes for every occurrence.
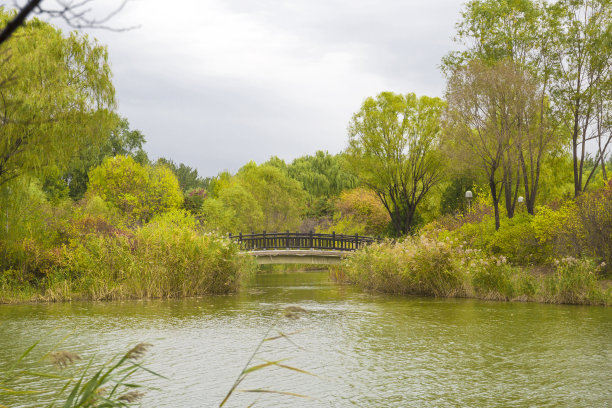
[465,190,473,214]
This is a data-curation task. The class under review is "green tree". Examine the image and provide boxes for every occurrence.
[547,0,612,196]
[87,156,183,223]
[156,158,206,192]
[215,182,264,233]
[60,115,148,200]
[345,92,445,236]
[237,162,306,232]
[0,12,115,187]
[444,0,561,214]
[287,151,357,198]
[320,187,390,236]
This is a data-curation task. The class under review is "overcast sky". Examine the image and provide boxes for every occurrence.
[76,0,466,177]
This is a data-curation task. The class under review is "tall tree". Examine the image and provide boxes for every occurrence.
[548,0,612,196]
[0,12,115,187]
[345,92,445,236]
[61,115,147,200]
[445,60,536,229]
[443,0,560,213]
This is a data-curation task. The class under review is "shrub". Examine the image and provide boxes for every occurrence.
[54,211,256,300]
[339,237,611,305]
[87,156,183,223]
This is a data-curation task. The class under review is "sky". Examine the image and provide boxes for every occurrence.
[64,0,467,177]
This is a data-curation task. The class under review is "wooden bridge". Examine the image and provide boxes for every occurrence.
[229,232,378,265]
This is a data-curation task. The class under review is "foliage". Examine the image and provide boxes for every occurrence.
[61,115,148,200]
[12,210,256,301]
[156,157,206,192]
[345,92,445,235]
[340,237,611,305]
[0,11,115,187]
[1,340,161,407]
[439,175,480,215]
[87,156,183,224]
[286,151,357,198]
[444,59,548,227]
[237,162,307,232]
[183,187,207,213]
[319,188,390,236]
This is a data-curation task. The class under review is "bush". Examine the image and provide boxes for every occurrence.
[87,156,183,224]
[46,211,256,300]
[339,237,611,305]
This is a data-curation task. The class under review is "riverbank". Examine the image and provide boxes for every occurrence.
[0,212,256,304]
[331,238,612,306]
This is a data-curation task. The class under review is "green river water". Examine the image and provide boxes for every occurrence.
[1,271,611,407]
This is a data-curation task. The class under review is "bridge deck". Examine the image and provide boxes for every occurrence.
[244,249,348,265]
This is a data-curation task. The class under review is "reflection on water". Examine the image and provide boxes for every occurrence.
[1,271,611,407]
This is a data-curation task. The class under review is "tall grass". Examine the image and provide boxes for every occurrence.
[1,340,162,407]
[1,211,256,303]
[338,238,612,305]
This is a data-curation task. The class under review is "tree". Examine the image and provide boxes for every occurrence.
[320,187,390,236]
[286,151,357,198]
[443,0,561,214]
[445,60,535,229]
[87,156,183,223]
[345,92,445,236]
[60,115,147,200]
[237,162,306,232]
[547,0,612,196]
[156,158,206,192]
[0,11,115,188]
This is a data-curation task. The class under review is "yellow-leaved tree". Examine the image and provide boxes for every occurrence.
[87,156,183,223]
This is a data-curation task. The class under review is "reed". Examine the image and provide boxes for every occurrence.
[340,238,612,305]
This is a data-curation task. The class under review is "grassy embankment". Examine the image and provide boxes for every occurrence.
[0,210,256,304]
[332,237,611,305]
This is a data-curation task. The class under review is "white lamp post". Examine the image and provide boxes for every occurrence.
[465,190,473,213]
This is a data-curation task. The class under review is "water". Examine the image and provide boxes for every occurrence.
[1,271,611,407]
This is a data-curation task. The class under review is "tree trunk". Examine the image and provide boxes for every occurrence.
[489,177,501,231]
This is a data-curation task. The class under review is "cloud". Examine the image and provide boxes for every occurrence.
[81,0,465,176]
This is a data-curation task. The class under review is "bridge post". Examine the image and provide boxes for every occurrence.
[286,230,289,249]
[332,231,336,250]
[309,231,313,249]
[263,230,267,250]
[355,233,359,250]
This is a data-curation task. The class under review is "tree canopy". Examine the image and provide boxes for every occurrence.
[0,11,115,187]
[345,92,445,235]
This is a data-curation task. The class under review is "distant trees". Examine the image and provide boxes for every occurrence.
[345,92,445,235]
[156,158,207,193]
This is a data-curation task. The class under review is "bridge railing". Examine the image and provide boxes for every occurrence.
[229,231,378,252]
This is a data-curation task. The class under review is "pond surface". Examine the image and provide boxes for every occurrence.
[1,271,611,407]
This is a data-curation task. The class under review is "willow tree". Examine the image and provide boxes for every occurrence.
[345,92,445,236]
[0,11,115,187]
